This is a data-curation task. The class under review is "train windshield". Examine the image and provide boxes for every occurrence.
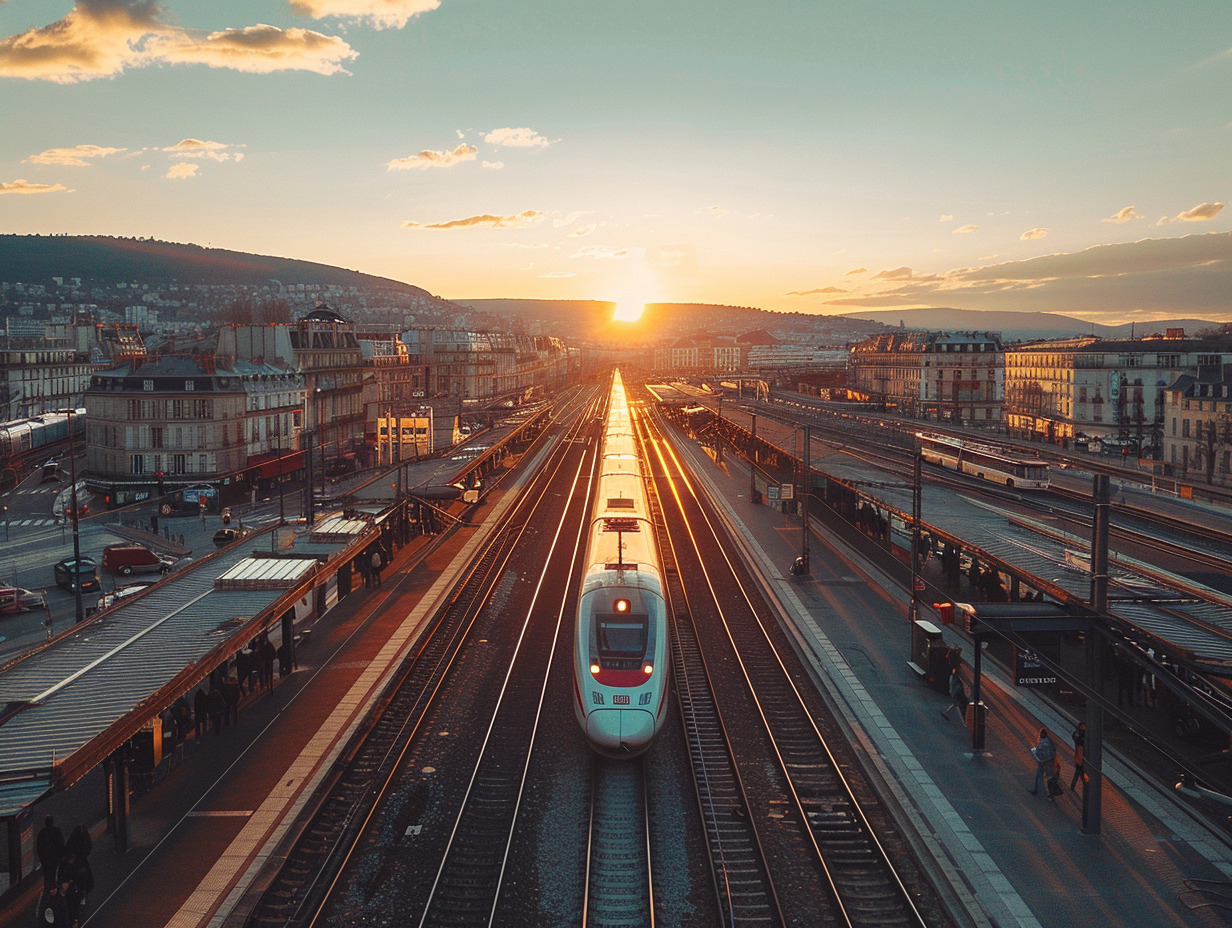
[598,613,648,667]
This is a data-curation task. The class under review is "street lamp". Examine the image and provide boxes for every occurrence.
[68,408,83,624]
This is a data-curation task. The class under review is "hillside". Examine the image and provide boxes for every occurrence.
[0,235,432,296]
[840,307,1225,342]
[458,299,884,343]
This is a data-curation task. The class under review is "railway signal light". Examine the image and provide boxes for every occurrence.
[614,598,630,613]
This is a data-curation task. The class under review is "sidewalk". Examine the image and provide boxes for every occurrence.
[670,427,1232,928]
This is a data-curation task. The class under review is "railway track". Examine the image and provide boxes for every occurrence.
[645,410,950,928]
[242,400,596,928]
[584,759,653,928]
[638,412,783,928]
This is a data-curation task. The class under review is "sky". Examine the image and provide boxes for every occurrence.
[0,0,1230,325]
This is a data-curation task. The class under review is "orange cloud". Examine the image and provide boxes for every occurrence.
[24,144,125,166]
[164,162,199,180]
[1020,228,1048,240]
[484,127,551,148]
[0,179,73,195]
[289,0,440,29]
[953,224,978,234]
[1103,206,1143,223]
[1168,201,1225,223]
[387,144,477,170]
[402,210,545,229]
[785,287,847,296]
[0,1,357,83]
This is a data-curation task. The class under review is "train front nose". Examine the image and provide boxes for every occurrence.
[587,708,656,756]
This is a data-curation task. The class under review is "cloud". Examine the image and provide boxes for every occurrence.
[482,160,504,170]
[553,211,587,228]
[145,24,357,76]
[785,287,848,296]
[0,2,357,83]
[874,266,913,280]
[24,144,125,166]
[1020,228,1049,240]
[953,224,978,234]
[288,0,440,29]
[539,271,575,278]
[162,138,243,162]
[164,162,199,179]
[938,214,955,223]
[387,144,477,170]
[567,222,600,237]
[824,232,1232,320]
[1103,206,1143,223]
[1167,201,1225,223]
[0,178,72,195]
[706,205,730,217]
[484,127,551,148]
[402,210,544,229]
[570,245,630,260]
[845,267,868,276]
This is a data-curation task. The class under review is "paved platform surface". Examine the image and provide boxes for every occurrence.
[672,429,1232,928]
[5,424,1232,927]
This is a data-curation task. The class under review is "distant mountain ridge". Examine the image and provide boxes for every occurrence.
[840,307,1223,341]
[0,235,432,296]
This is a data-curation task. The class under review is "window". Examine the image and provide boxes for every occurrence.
[131,454,145,475]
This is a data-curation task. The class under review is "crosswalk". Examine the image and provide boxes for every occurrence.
[4,518,58,527]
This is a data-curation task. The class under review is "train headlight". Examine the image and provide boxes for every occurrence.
[590,663,601,675]
[614,598,630,613]
[643,663,653,675]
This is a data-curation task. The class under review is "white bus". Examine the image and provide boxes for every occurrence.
[917,432,1050,489]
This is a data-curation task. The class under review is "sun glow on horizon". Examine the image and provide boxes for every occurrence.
[612,302,647,323]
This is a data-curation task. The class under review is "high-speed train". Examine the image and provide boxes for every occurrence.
[573,370,670,757]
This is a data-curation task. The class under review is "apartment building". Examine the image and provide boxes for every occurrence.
[848,331,1004,425]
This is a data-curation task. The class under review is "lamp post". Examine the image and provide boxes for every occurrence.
[68,408,84,624]
[277,418,285,524]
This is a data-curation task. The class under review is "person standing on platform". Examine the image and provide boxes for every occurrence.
[371,548,383,587]
[260,636,277,692]
[35,816,63,892]
[208,685,225,735]
[65,823,93,910]
[35,881,66,928]
[1070,722,1087,791]
[940,668,968,722]
[1029,728,1056,796]
[194,687,209,740]
[222,674,240,726]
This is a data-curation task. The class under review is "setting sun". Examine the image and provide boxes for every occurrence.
[613,302,647,323]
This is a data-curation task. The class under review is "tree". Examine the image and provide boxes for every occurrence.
[1192,411,1232,486]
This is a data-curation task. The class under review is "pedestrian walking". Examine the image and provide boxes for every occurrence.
[370,548,384,587]
[65,824,92,902]
[222,674,240,726]
[1070,722,1087,791]
[193,687,209,739]
[247,642,263,693]
[260,636,277,692]
[1028,728,1056,796]
[208,686,225,735]
[940,668,968,721]
[35,881,67,928]
[35,816,63,892]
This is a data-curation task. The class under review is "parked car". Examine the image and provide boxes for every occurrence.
[101,543,174,577]
[212,528,250,548]
[0,586,45,613]
[92,581,156,614]
[54,556,100,593]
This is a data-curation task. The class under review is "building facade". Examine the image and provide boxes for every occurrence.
[848,331,1004,425]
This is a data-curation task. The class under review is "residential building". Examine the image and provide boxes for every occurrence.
[1004,333,1232,456]
[848,331,1004,425]
[1163,364,1232,487]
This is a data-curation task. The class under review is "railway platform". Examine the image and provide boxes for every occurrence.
[669,428,1232,928]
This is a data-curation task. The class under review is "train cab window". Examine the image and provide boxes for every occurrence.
[597,613,648,669]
